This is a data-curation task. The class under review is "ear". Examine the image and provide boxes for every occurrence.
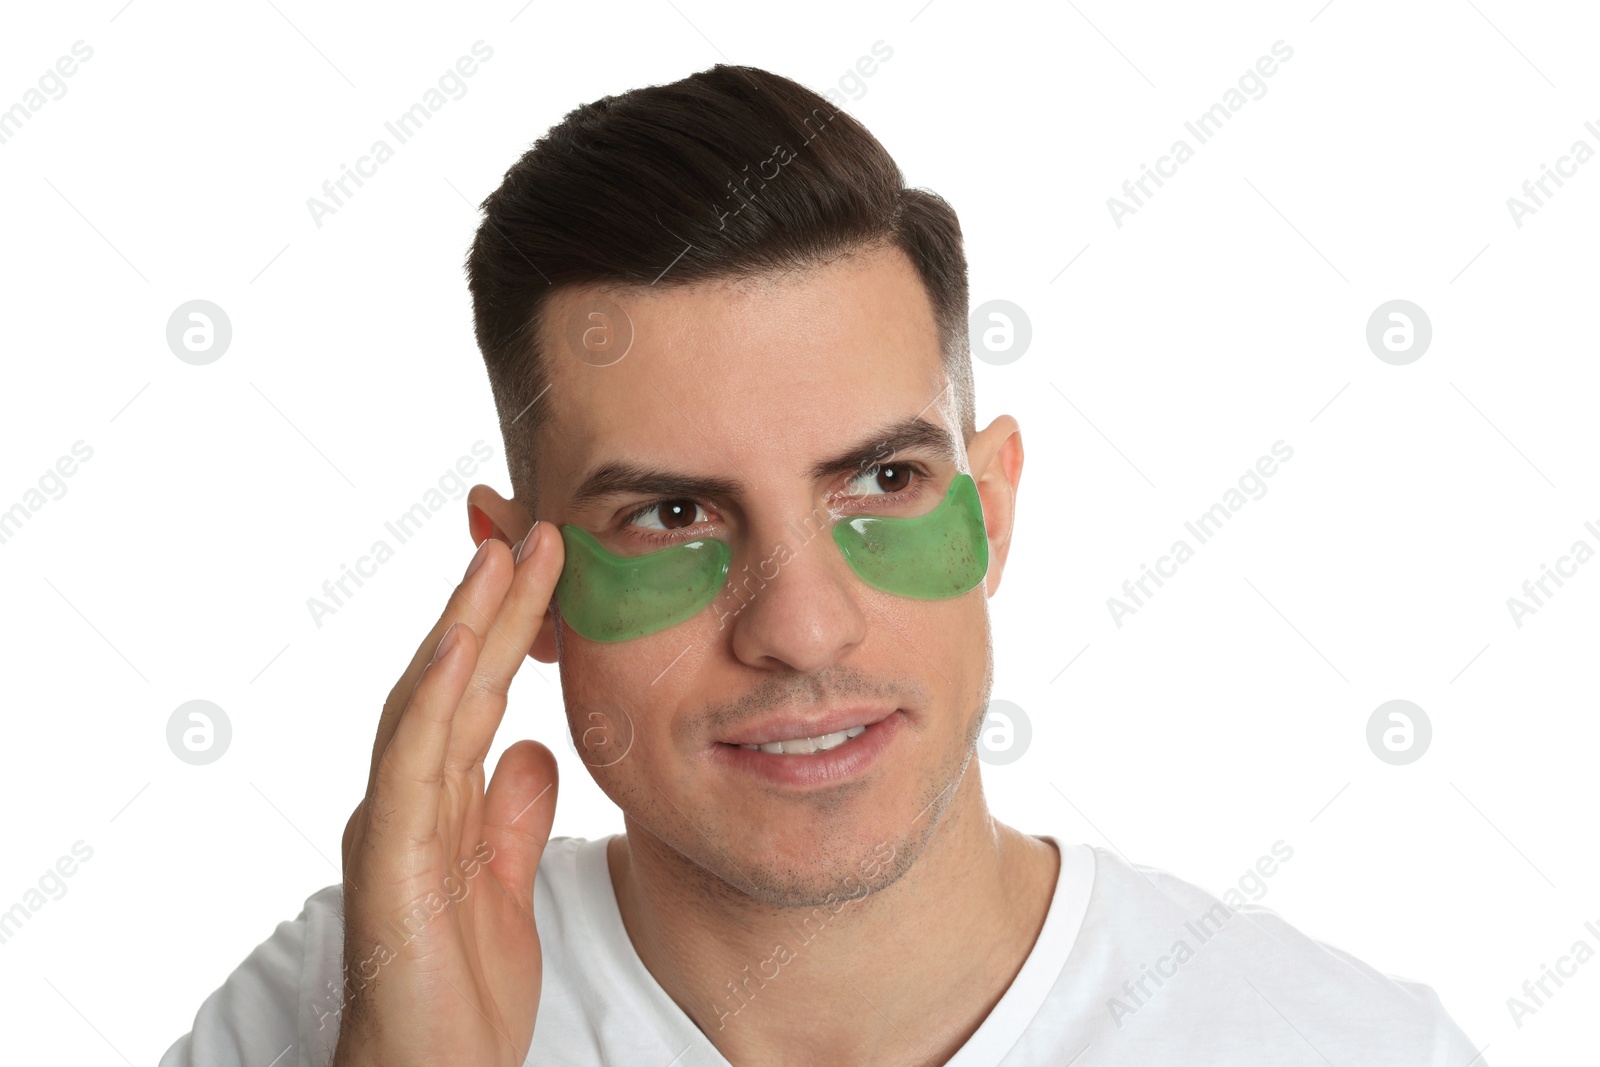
[465,484,531,548]
[464,486,558,663]
[965,415,1023,598]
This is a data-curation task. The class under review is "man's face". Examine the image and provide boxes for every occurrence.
[531,243,1016,907]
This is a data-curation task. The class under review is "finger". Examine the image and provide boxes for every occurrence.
[442,521,565,774]
[367,537,518,785]
[369,621,481,847]
[341,798,365,871]
[481,739,559,918]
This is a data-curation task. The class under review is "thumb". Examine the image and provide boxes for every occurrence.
[482,739,560,915]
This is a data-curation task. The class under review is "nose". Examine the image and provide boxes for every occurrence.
[724,516,867,673]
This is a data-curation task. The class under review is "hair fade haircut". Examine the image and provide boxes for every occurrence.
[464,63,974,509]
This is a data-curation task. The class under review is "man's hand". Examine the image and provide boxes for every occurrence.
[333,522,564,1066]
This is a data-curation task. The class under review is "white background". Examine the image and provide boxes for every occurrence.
[1,0,1594,1062]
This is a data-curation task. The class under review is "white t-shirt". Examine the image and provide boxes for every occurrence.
[160,835,1484,1066]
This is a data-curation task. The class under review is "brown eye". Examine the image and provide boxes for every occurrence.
[845,464,919,499]
[639,499,703,531]
[875,465,912,493]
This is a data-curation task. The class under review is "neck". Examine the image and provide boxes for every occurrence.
[607,769,1060,1067]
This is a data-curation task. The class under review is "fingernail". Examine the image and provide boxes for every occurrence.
[463,539,491,580]
[433,622,462,663]
[515,521,543,565]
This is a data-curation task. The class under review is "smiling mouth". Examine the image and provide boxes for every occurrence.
[731,725,869,755]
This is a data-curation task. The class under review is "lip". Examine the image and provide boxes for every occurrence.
[714,705,898,747]
[708,709,906,790]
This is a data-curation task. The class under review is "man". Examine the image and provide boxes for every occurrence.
[161,65,1482,1066]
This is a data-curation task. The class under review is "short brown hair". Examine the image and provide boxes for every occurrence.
[464,64,972,507]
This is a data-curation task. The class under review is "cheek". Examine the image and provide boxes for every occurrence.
[557,621,683,697]
[907,600,992,736]
[566,699,637,770]
[859,586,989,678]
[557,625,715,771]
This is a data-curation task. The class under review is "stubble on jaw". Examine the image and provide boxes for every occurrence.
[614,687,991,918]
[600,608,998,914]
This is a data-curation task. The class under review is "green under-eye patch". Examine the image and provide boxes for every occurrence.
[554,472,988,643]
[554,526,731,643]
[832,472,988,599]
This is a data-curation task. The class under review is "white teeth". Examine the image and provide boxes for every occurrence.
[812,730,848,751]
[739,724,869,754]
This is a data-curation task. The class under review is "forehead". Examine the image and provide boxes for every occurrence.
[534,243,951,497]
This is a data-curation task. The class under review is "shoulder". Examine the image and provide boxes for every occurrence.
[1074,845,1484,1063]
[158,881,347,1067]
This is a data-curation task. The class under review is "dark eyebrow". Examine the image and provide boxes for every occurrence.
[807,417,961,480]
[567,462,744,511]
[567,417,959,511]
